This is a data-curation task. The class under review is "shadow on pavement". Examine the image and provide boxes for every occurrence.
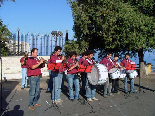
[0,80,20,115]
[2,105,24,116]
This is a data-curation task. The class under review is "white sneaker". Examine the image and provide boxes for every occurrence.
[56,100,63,103]
[87,98,93,102]
[92,97,98,101]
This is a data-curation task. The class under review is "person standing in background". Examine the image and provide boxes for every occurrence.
[46,53,54,93]
[20,53,28,89]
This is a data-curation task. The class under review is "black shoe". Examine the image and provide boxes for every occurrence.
[21,88,24,90]
[45,90,51,93]
[125,91,128,94]
[70,99,74,102]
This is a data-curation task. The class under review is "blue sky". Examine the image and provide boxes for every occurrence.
[0,0,154,63]
[0,0,74,39]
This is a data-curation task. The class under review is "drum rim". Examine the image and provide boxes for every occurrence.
[109,68,119,74]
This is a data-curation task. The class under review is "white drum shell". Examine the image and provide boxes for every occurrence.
[87,64,108,85]
[109,68,120,79]
[128,70,138,79]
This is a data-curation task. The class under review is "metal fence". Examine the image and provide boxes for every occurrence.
[6,32,65,56]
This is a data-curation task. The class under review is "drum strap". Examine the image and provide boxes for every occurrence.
[109,58,114,65]
[116,62,122,68]
[86,59,93,65]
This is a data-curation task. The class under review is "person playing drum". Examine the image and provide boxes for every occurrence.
[79,51,88,95]
[112,53,120,94]
[120,53,135,94]
[100,52,113,98]
[83,50,98,102]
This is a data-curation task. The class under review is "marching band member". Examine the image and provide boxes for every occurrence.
[61,54,67,89]
[120,53,135,94]
[50,46,65,103]
[79,51,88,95]
[26,48,45,110]
[20,53,28,89]
[46,53,54,93]
[66,51,79,101]
[83,50,98,102]
[100,52,113,98]
[112,53,120,94]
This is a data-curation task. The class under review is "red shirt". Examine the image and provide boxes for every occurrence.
[50,54,63,73]
[26,57,42,77]
[20,57,27,68]
[79,57,85,65]
[120,59,132,68]
[112,60,121,68]
[67,58,78,74]
[83,58,95,66]
[100,57,113,70]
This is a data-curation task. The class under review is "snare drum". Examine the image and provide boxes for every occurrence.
[109,68,120,79]
[126,70,138,79]
[119,68,126,79]
[87,64,108,85]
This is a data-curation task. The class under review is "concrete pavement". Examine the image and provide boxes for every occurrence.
[0,75,155,116]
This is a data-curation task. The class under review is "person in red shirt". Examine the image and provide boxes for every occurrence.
[50,46,65,104]
[79,51,88,95]
[66,51,79,101]
[83,50,98,102]
[20,53,28,89]
[26,48,45,110]
[120,53,135,94]
[112,53,120,94]
[100,52,113,98]
[46,53,54,93]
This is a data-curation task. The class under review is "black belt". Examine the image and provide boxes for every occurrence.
[33,75,41,77]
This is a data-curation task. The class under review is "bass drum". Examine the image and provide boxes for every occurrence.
[126,70,138,79]
[109,68,120,79]
[87,64,108,85]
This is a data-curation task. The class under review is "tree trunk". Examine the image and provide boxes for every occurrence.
[138,48,146,78]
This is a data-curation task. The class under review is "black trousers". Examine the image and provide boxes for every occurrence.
[112,78,119,93]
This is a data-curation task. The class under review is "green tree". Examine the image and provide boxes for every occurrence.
[0,20,12,56]
[68,0,155,76]
[0,0,14,56]
[63,40,88,56]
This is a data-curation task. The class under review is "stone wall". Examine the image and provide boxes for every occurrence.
[0,56,50,80]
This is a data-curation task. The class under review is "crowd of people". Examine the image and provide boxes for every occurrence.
[20,46,136,110]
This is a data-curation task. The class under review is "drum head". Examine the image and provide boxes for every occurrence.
[109,68,118,74]
[87,64,99,85]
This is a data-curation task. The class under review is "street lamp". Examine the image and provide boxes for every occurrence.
[65,30,68,41]
[17,28,20,56]
[51,31,63,47]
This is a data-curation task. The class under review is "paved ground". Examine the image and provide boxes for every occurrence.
[0,75,155,116]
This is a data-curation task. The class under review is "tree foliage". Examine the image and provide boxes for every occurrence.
[63,40,88,56]
[68,0,155,61]
[0,20,12,56]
